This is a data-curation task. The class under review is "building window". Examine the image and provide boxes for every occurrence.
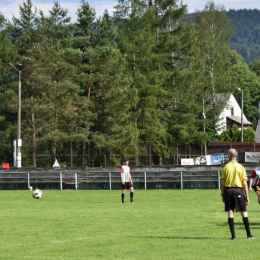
[231,107,234,116]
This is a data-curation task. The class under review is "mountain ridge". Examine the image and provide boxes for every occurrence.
[226,9,260,64]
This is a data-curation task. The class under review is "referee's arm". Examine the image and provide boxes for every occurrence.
[220,179,225,197]
[242,179,250,204]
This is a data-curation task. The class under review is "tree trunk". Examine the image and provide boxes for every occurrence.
[50,140,56,165]
[31,110,36,168]
[88,141,91,167]
[70,141,73,167]
[81,142,86,167]
[149,142,152,166]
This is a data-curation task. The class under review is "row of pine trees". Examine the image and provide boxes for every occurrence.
[0,0,260,167]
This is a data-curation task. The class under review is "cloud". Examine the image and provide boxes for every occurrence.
[0,0,116,23]
[0,0,22,21]
[1,0,259,23]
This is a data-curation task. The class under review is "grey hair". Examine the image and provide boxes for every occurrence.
[228,148,237,157]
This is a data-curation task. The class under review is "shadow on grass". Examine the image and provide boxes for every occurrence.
[211,221,260,230]
[235,222,260,229]
[141,235,225,240]
[208,210,260,213]
[83,201,119,203]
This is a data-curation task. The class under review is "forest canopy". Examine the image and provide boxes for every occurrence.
[0,0,260,167]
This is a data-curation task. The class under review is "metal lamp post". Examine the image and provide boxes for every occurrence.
[202,85,208,155]
[8,62,31,168]
[237,87,244,142]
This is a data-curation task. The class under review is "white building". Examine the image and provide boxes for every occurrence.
[215,93,253,135]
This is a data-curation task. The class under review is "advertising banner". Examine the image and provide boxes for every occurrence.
[237,151,245,162]
[209,153,228,165]
[245,152,260,163]
[194,155,211,165]
[181,158,194,165]
[181,151,259,166]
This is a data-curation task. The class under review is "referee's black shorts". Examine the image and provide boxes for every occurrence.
[224,187,246,212]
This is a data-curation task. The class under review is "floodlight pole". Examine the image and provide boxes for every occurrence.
[17,70,21,167]
[8,62,31,168]
[237,87,244,142]
[241,89,244,142]
[202,85,208,155]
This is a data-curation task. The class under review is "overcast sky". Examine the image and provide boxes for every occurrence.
[1,0,260,23]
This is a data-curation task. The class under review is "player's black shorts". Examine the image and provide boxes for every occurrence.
[224,187,246,212]
[122,182,133,189]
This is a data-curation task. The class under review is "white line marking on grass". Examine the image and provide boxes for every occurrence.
[50,237,88,243]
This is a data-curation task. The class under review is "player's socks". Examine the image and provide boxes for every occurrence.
[121,193,125,203]
[130,192,134,201]
[228,218,235,238]
[243,217,252,237]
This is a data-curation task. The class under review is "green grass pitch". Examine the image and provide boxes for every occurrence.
[0,189,259,259]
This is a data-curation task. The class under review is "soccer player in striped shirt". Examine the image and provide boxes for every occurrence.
[249,161,260,204]
[120,159,134,203]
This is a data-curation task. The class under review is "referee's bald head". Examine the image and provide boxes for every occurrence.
[228,148,237,158]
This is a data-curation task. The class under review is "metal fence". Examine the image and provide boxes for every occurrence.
[0,170,223,190]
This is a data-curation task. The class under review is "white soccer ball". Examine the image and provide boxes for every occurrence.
[32,189,42,199]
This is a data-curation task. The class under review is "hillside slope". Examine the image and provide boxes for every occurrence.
[226,9,260,64]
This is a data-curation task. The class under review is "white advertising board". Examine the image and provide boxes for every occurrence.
[245,152,260,163]
[181,158,194,165]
